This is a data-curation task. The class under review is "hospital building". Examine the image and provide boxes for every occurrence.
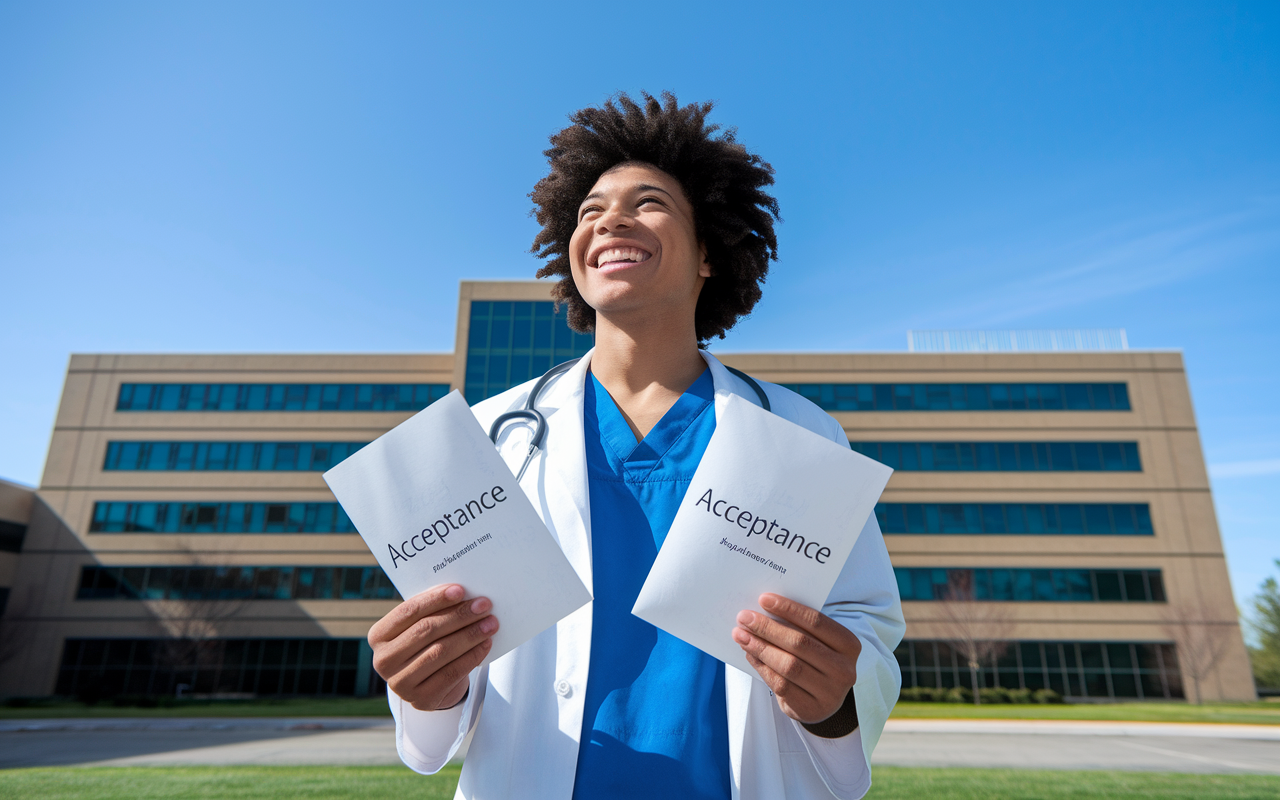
[0,280,1255,702]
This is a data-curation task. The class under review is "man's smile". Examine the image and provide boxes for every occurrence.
[588,242,654,273]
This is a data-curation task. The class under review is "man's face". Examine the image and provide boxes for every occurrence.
[569,162,709,324]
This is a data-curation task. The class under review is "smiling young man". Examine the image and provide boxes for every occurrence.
[367,93,905,800]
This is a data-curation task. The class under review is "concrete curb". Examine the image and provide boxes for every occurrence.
[884,718,1280,740]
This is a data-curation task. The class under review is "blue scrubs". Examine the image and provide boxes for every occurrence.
[571,369,732,800]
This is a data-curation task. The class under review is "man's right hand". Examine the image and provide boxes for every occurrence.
[368,583,499,711]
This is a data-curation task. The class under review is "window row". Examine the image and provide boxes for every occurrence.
[876,503,1154,536]
[84,499,1155,537]
[782,382,1130,412]
[465,300,594,404]
[895,640,1183,700]
[895,567,1166,602]
[103,441,366,471]
[849,441,1141,471]
[57,637,381,699]
[90,502,356,534]
[77,565,399,601]
[116,383,450,412]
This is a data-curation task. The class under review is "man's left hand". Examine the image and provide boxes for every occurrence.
[732,592,860,724]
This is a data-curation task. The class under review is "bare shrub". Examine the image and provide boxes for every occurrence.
[143,544,249,694]
[935,571,1016,705]
[1161,602,1234,704]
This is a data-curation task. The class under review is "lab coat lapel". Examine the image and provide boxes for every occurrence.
[525,351,594,594]
[523,352,596,763]
[701,350,758,424]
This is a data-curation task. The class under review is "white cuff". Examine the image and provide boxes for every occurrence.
[389,669,484,774]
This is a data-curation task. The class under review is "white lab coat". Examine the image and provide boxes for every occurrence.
[390,350,905,800]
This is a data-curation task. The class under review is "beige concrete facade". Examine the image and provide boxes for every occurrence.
[0,280,1254,701]
[2,354,452,697]
[719,350,1253,701]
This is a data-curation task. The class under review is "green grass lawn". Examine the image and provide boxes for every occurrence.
[0,766,456,799]
[865,767,1280,799]
[0,697,392,719]
[890,700,1280,726]
[1,766,1277,799]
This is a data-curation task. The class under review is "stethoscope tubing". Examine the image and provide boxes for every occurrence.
[487,357,770,481]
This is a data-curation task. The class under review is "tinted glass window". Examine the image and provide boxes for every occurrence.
[117,383,449,412]
[874,503,1155,536]
[77,565,398,601]
[896,638,1183,699]
[780,383,1131,412]
[90,502,357,534]
[465,300,593,404]
[851,442,1141,471]
[103,442,367,471]
[1095,572,1124,601]
[893,567,1163,602]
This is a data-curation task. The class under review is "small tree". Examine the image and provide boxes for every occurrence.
[148,594,245,694]
[1161,601,1234,705]
[1246,560,1280,690]
[144,545,249,695]
[935,572,1015,705]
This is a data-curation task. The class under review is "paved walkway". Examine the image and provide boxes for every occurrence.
[2,717,1279,775]
[873,719,1280,775]
[0,718,401,768]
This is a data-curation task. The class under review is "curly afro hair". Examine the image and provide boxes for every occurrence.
[530,92,780,345]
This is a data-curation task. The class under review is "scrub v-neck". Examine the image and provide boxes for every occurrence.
[571,367,731,800]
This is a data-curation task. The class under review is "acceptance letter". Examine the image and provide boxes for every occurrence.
[632,394,893,677]
[323,391,591,665]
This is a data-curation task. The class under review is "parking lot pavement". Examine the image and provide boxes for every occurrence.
[0,718,401,768]
[873,719,1280,775]
[1,717,1278,774]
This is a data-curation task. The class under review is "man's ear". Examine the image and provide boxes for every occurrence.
[698,243,712,278]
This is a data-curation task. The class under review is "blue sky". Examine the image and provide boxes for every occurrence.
[1,2,1277,608]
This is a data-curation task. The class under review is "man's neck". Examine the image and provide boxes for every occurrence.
[589,315,707,442]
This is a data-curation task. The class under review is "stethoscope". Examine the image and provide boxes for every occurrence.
[489,357,772,482]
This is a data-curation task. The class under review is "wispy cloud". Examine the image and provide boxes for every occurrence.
[875,199,1280,334]
[978,210,1278,326]
[1209,459,1280,480]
